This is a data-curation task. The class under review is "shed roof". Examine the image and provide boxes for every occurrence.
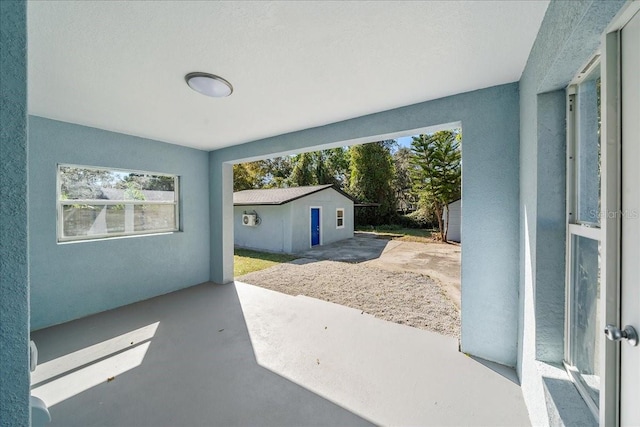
[234,185,354,206]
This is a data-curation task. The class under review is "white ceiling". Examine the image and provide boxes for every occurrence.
[28,1,549,151]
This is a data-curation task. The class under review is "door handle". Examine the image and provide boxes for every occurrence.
[604,324,638,346]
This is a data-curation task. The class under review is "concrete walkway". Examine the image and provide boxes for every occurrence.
[31,282,529,426]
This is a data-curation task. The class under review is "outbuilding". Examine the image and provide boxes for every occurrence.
[234,184,354,254]
[443,199,461,242]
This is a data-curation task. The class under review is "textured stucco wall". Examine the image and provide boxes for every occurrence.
[211,83,520,366]
[0,0,30,425]
[289,190,354,253]
[234,205,289,253]
[534,90,566,364]
[29,117,210,330]
[517,1,625,425]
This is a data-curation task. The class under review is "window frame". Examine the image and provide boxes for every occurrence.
[336,208,345,229]
[564,57,602,420]
[56,164,180,243]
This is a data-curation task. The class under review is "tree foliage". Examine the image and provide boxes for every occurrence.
[392,147,418,214]
[288,148,350,189]
[59,167,114,199]
[349,141,397,225]
[410,131,461,241]
[289,153,315,187]
[233,161,270,191]
[262,157,293,188]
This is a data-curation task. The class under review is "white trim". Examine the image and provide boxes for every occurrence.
[58,230,177,243]
[60,200,175,206]
[336,208,345,229]
[310,206,322,247]
[605,0,640,33]
[57,163,178,179]
[568,223,602,241]
[564,361,600,420]
[597,4,640,421]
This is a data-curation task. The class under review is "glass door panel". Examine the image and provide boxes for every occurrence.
[566,59,601,419]
[575,71,601,225]
[569,235,601,405]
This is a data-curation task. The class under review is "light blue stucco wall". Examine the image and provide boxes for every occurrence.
[517,0,625,424]
[211,83,520,366]
[28,117,211,330]
[0,0,30,424]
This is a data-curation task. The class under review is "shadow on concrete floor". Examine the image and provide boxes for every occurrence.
[31,281,530,427]
[469,355,521,385]
[30,283,372,427]
[236,281,530,426]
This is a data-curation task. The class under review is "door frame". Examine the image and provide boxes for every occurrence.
[310,206,322,247]
[599,3,640,425]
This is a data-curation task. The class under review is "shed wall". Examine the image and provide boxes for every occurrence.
[234,205,290,253]
[289,189,354,253]
[444,200,461,242]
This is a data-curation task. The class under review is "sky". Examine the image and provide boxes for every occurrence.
[396,136,414,148]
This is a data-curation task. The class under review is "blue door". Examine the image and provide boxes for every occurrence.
[311,208,320,246]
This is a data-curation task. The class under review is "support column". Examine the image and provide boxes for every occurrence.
[209,154,234,284]
[0,0,30,424]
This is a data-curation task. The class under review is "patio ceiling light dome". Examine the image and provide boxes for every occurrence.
[185,72,233,98]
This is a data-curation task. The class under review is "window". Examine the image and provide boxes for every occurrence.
[336,208,344,228]
[565,59,601,418]
[57,165,179,242]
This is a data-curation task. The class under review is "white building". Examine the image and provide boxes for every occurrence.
[443,199,461,242]
[234,185,354,254]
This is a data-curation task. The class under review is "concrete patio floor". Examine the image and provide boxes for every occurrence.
[31,282,530,426]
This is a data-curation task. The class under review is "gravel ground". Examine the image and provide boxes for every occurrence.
[237,260,460,338]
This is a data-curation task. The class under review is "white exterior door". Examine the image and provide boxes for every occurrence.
[620,9,640,426]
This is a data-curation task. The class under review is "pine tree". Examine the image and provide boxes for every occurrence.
[410,131,461,241]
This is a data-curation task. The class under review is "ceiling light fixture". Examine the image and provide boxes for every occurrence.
[185,72,233,98]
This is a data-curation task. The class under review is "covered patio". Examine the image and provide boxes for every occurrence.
[31,282,528,426]
[2,0,636,425]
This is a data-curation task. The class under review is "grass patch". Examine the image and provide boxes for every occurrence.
[234,248,298,277]
[355,226,436,243]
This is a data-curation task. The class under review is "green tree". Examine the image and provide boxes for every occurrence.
[289,153,315,186]
[233,161,267,191]
[287,149,350,189]
[262,157,293,188]
[322,148,350,190]
[349,141,396,225]
[59,166,114,199]
[410,131,461,241]
[392,147,418,214]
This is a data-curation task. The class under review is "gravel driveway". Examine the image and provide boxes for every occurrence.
[237,259,460,338]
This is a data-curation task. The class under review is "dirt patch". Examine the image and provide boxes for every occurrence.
[237,260,460,338]
[363,240,461,309]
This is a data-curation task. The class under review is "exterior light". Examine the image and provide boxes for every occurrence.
[185,72,233,98]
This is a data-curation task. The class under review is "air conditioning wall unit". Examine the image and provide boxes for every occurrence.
[242,214,257,227]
